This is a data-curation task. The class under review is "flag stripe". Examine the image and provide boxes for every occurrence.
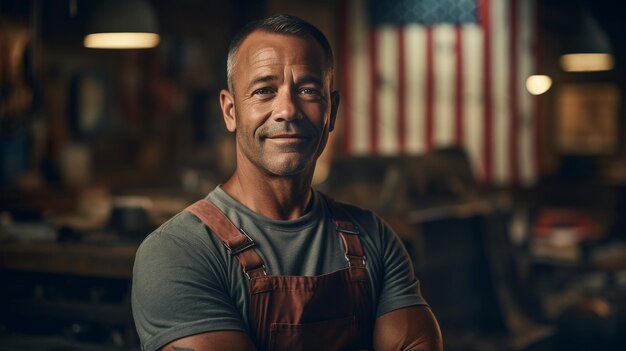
[454,25,464,145]
[509,0,519,185]
[425,27,435,152]
[433,25,456,148]
[533,0,542,179]
[341,0,352,153]
[378,27,399,154]
[397,29,407,153]
[493,0,510,185]
[480,0,493,183]
[518,0,534,185]
[368,28,379,154]
[405,25,426,154]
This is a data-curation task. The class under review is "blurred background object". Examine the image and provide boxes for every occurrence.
[1,0,626,350]
[83,0,161,49]
[557,0,614,72]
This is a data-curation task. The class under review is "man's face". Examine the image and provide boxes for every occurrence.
[220,31,338,177]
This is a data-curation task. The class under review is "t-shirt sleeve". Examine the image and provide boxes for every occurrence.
[131,216,247,351]
[373,215,428,317]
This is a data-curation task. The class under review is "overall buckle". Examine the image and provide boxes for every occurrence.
[225,228,255,255]
[345,254,367,267]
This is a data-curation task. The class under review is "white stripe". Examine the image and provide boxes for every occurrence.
[462,24,484,180]
[377,26,398,155]
[432,25,456,148]
[350,0,370,154]
[405,25,427,154]
[518,0,535,185]
[491,0,511,185]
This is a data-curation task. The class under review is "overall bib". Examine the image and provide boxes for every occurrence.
[186,195,374,351]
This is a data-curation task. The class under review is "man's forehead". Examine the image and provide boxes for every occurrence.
[235,31,327,72]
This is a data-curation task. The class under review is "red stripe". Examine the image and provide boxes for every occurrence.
[368,29,379,154]
[533,0,542,177]
[397,29,407,153]
[509,0,519,185]
[480,0,493,183]
[340,0,352,153]
[425,27,434,152]
[454,25,464,146]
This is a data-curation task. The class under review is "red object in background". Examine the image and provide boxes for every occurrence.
[533,208,604,241]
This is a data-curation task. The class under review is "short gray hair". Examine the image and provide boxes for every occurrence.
[226,14,334,92]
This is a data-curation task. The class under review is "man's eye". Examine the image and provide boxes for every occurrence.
[253,88,274,96]
[299,88,322,96]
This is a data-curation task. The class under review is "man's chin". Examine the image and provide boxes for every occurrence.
[264,158,314,177]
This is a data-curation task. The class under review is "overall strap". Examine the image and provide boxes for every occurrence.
[185,200,267,279]
[321,194,367,268]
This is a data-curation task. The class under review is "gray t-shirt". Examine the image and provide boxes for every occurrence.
[132,187,426,351]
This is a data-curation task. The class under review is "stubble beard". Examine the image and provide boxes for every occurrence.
[236,126,319,178]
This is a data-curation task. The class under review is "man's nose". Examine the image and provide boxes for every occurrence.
[273,89,300,122]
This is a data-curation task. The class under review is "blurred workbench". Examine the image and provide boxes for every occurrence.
[0,241,138,279]
[0,240,140,350]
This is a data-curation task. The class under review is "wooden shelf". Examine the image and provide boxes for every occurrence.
[0,242,138,279]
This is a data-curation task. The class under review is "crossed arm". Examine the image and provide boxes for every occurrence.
[161,305,442,351]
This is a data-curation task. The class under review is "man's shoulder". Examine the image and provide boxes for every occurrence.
[152,208,204,239]
[317,191,382,232]
[136,207,214,257]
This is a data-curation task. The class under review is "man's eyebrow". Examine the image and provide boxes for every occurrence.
[296,74,323,87]
[247,75,279,91]
[245,74,324,92]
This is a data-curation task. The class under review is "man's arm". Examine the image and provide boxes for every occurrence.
[160,307,440,351]
[373,305,443,351]
[161,330,257,351]
[161,307,439,351]
[132,221,254,351]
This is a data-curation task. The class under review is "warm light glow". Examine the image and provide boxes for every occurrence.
[84,33,160,49]
[526,75,552,95]
[560,53,615,72]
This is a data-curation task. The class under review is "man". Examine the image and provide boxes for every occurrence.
[132,14,442,351]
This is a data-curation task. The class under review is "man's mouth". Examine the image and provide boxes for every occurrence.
[267,133,307,139]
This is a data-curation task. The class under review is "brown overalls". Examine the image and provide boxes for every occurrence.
[186,196,374,351]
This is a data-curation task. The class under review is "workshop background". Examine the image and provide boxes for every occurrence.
[1,0,626,350]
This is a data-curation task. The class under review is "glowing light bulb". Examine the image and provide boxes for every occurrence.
[526,75,552,95]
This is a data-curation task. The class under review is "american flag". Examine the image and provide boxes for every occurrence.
[339,0,541,186]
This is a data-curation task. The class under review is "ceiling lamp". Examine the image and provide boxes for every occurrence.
[559,4,614,72]
[84,0,160,49]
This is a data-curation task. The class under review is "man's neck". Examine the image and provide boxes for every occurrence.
[221,166,314,221]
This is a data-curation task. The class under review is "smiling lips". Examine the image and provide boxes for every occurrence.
[265,134,311,150]
[261,124,313,143]
[267,134,307,139]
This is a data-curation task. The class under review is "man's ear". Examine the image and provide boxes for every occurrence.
[329,90,340,132]
[220,89,236,132]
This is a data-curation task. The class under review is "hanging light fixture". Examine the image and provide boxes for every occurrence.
[84,0,160,49]
[559,2,614,72]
